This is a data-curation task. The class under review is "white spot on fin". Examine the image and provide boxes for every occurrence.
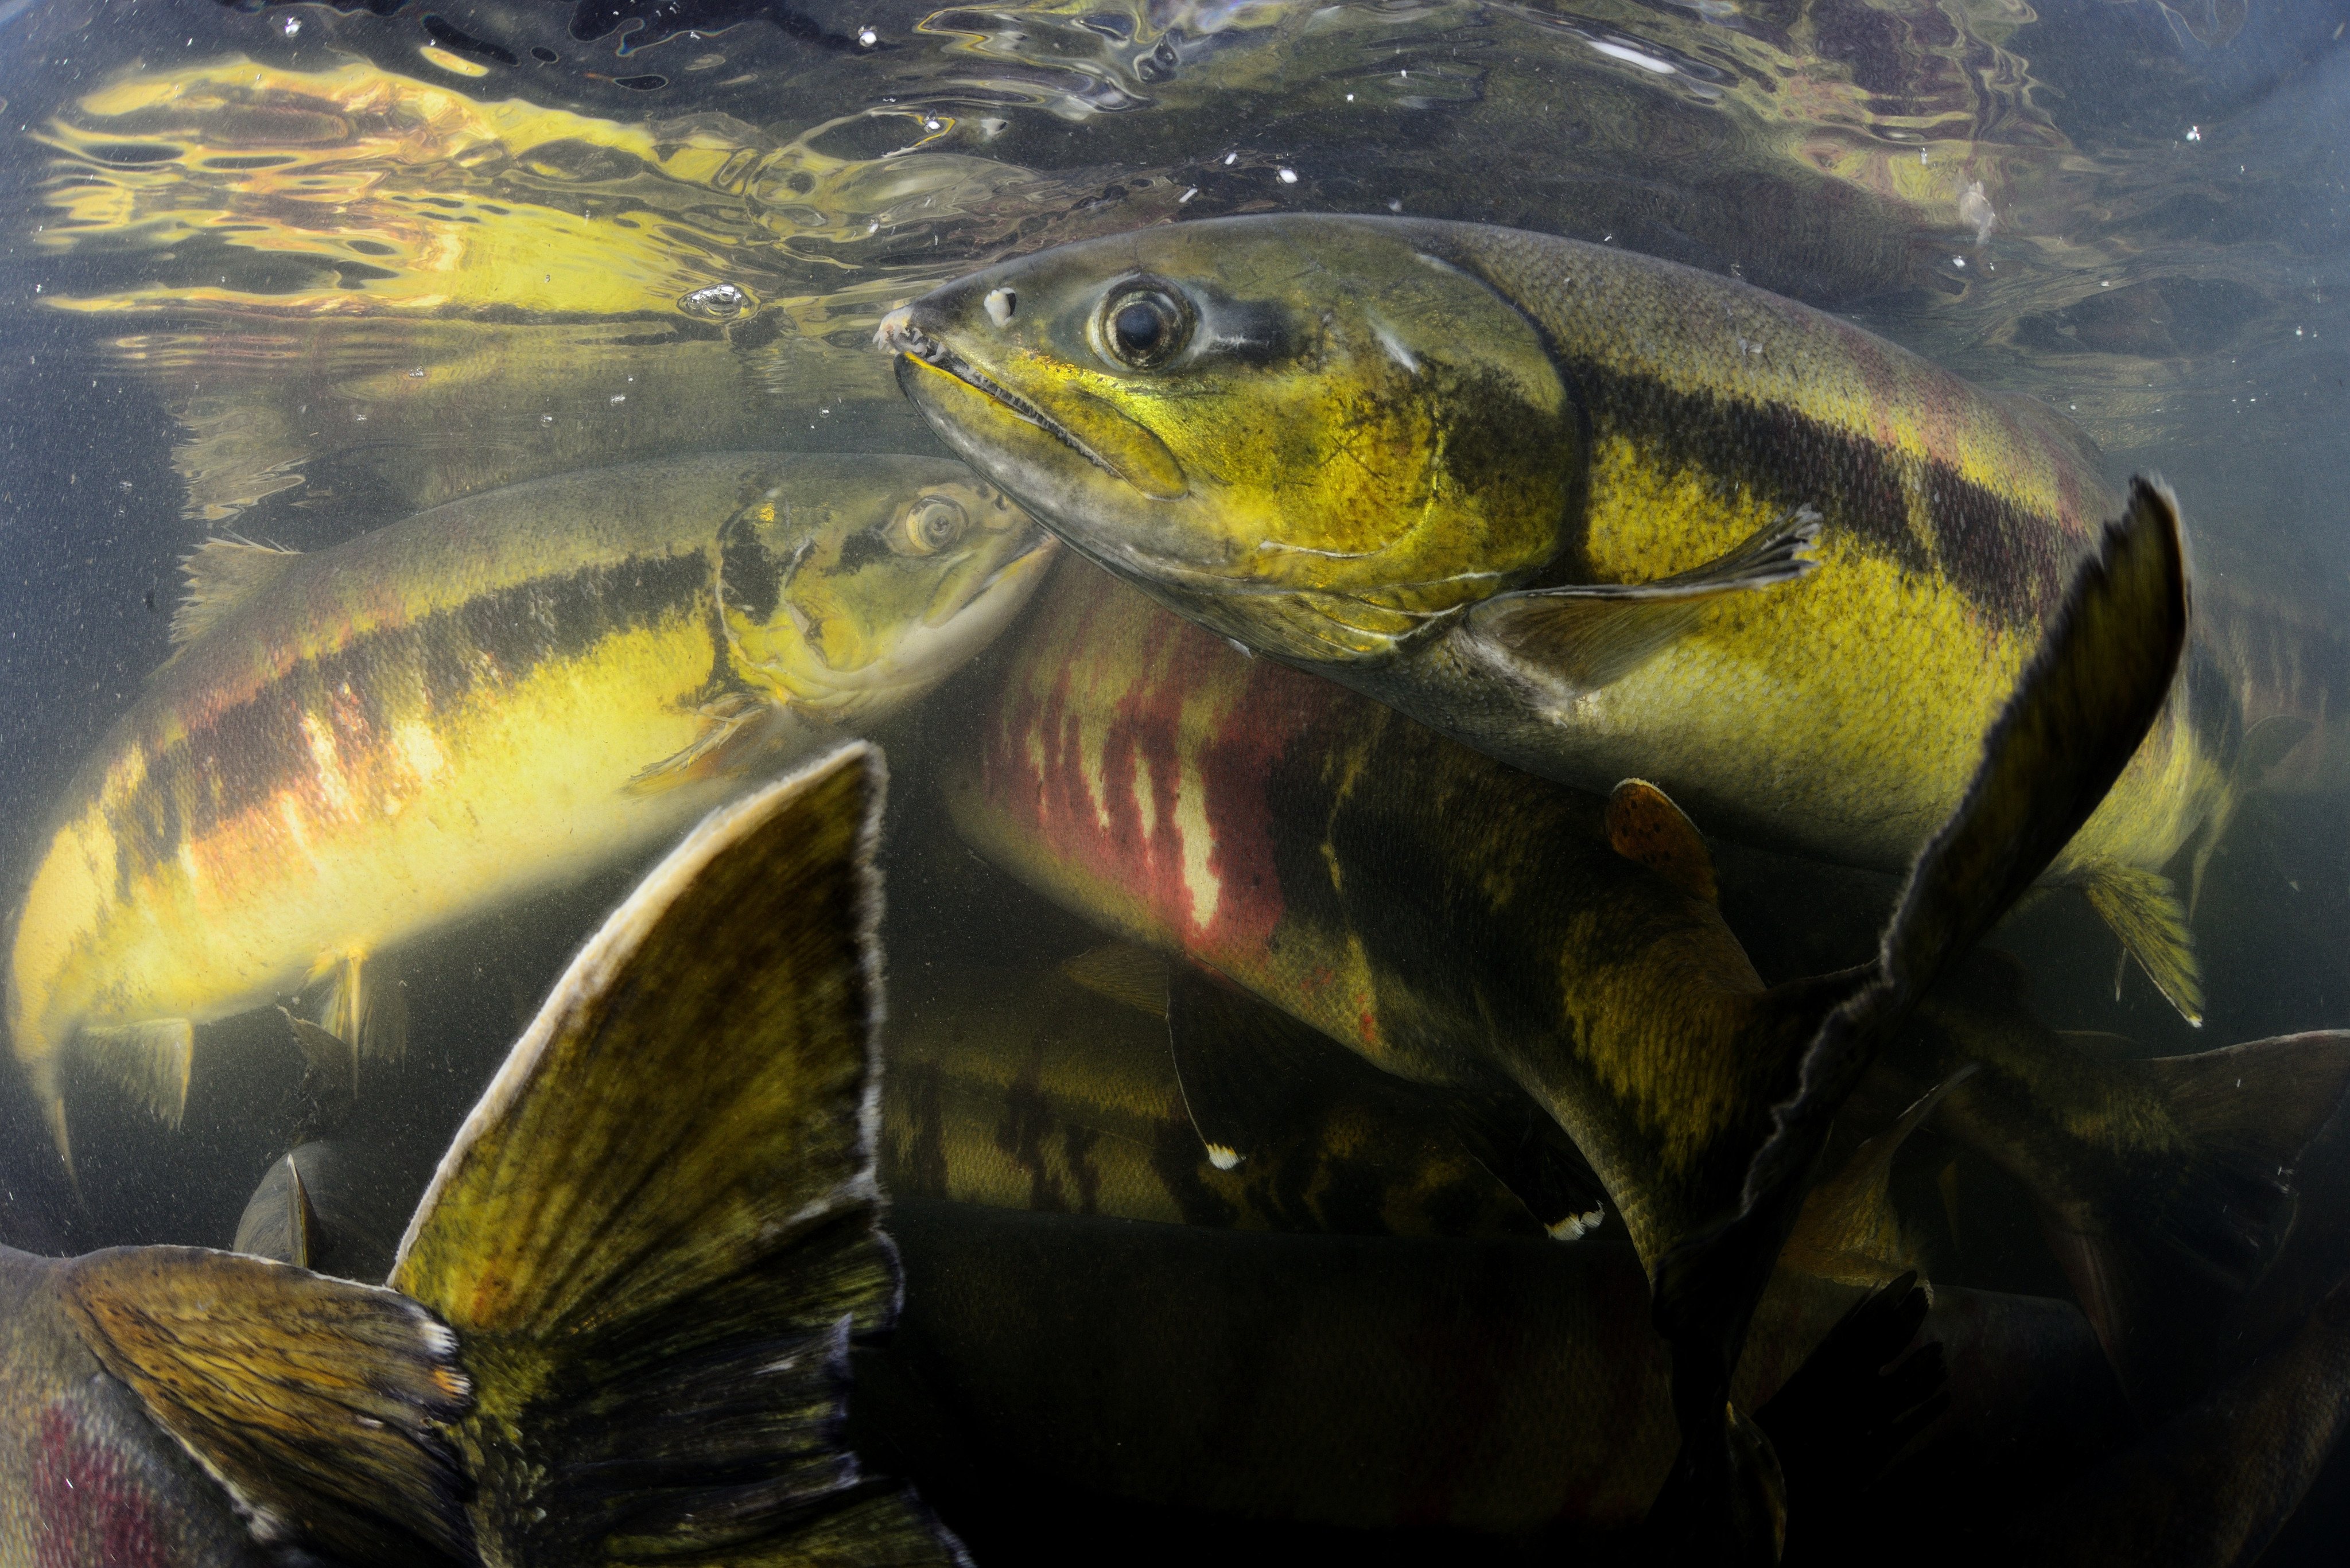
[1206,1144,1242,1171]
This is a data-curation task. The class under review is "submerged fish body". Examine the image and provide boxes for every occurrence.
[945,559,1800,1274]
[947,557,2349,1492]
[946,560,2230,1283]
[865,948,2132,1542]
[883,955,1597,1240]
[0,749,958,1568]
[6,453,1051,1160]
[877,1203,2121,1542]
[881,214,2238,1018]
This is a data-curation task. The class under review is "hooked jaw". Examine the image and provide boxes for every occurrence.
[878,301,1190,511]
[877,308,1103,474]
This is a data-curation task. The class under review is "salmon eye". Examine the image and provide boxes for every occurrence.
[1097,282,1189,369]
[894,495,969,556]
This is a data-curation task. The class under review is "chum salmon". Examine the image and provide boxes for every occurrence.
[5,453,1051,1170]
[878,214,2266,1023]
[0,748,960,1568]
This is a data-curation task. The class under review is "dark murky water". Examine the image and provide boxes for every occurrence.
[0,0,2345,1561]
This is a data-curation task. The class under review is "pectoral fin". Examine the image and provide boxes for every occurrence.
[1459,509,1819,699]
[1058,940,1172,1018]
[76,1018,195,1126]
[627,692,789,793]
[2083,864,2204,1026]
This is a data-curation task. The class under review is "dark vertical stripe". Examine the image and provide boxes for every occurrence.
[1558,356,2079,629]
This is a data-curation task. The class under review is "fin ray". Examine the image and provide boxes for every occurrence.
[2083,864,2204,1026]
[63,1245,471,1566]
[172,536,301,647]
[311,952,406,1065]
[1058,941,1172,1018]
[1461,510,1819,697]
[75,1018,195,1126]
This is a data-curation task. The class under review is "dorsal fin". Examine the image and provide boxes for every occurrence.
[173,536,301,646]
[1605,779,1719,904]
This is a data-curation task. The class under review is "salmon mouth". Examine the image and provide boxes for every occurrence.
[876,310,1122,482]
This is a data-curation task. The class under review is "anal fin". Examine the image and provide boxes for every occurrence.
[1459,509,1819,699]
[62,1246,472,1567]
[76,1018,195,1126]
[2082,864,2204,1026]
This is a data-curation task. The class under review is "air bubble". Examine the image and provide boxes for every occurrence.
[679,282,752,319]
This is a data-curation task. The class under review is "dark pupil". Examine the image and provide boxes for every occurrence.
[1114,298,1167,357]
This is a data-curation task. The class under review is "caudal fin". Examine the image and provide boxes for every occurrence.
[1648,477,2190,1562]
[389,743,962,1566]
[1913,951,2350,1412]
[2045,1031,2350,1411]
[61,1244,472,1567]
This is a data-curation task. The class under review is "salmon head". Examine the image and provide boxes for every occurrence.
[717,454,1057,723]
[875,216,1579,665]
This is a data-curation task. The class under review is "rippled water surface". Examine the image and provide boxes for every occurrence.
[0,0,2345,1560]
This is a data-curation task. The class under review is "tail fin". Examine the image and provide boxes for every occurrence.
[1648,477,2190,1562]
[61,1244,472,1567]
[1914,951,2350,1411]
[2045,1032,2350,1411]
[389,743,962,1566]
[1738,477,2190,1259]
